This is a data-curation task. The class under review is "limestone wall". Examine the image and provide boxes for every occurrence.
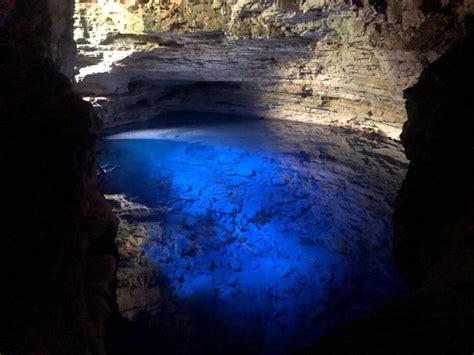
[74,0,473,42]
[74,0,472,138]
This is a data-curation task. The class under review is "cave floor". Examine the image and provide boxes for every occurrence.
[99,114,408,355]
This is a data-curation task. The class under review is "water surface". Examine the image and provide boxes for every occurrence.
[100,114,408,355]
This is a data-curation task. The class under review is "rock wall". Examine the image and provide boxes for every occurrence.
[300,17,474,355]
[74,0,473,41]
[0,0,117,353]
[0,0,77,77]
[394,14,474,288]
[48,0,77,77]
[74,0,473,138]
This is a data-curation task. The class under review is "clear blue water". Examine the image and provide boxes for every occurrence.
[100,114,408,355]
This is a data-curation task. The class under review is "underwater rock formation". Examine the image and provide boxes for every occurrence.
[99,118,409,354]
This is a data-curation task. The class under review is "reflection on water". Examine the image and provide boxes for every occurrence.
[100,114,408,355]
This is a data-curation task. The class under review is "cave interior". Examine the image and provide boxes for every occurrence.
[1,0,473,354]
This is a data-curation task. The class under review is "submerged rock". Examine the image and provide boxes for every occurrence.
[100,118,408,354]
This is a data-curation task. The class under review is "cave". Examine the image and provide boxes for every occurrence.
[1,1,473,355]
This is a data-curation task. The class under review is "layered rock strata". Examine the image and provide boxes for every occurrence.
[74,0,473,139]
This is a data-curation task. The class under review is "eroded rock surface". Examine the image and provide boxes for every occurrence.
[74,0,473,139]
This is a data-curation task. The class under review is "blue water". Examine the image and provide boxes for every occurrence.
[100,115,408,355]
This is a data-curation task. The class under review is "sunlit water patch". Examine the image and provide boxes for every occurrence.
[100,114,408,355]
